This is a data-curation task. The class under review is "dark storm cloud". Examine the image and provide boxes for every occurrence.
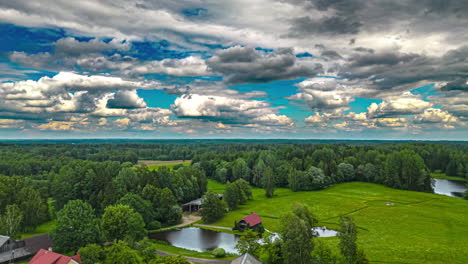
[285,0,468,37]
[207,46,323,85]
[320,50,342,60]
[440,78,468,91]
[341,45,468,90]
[289,16,362,36]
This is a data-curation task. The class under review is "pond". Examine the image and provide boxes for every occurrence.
[434,179,466,198]
[312,227,339,237]
[150,227,240,253]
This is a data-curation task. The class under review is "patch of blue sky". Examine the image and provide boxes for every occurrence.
[137,89,177,109]
[0,23,66,53]
[410,83,439,98]
[296,52,315,58]
[230,78,313,121]
[124,40,193,61]
[255,47,274,53]
[347,97,382,113]
[143,74,221,83]
[182,8,208,17]
[230,78,305,98]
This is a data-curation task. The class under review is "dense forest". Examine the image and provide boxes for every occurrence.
[0,141,467,263]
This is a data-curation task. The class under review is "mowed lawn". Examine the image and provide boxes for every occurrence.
[207,180,468,264]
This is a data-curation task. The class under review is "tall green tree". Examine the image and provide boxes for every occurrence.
[200,191,226,223]
[78,244,105,264]
[224,182,241,211]
[17,187,48,230]
[118,193,154,225]
[338,216,368,264]
[235,230,261,255]
[0,204,23,238]
[104,240,144,264]
[52,200,101,252]
[252,159,266,186]
[262,167,275,198]
[101,204,146,244]
[232,158,251,182]
[279,203,315,264]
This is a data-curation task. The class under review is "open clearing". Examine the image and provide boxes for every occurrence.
[207,180,468,264]
[136,160,191,170]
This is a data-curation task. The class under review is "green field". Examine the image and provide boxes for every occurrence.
[137,160,191,170]
[19,220,56,239]
[431,172,467,182]
[207,180,468,264]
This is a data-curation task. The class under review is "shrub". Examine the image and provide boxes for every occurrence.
[147,220,161,230]
[212,248,226,258]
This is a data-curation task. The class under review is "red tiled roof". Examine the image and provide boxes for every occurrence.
[29,249,82,264]
[242,213,262,227]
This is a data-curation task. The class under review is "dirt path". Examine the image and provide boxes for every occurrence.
[156,250,232,264]
[193,224,233,231]
[176,214,202,227]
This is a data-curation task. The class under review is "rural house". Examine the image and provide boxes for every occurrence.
[237,213,263,231]
[28,249,82,264]
[0,234,53,264]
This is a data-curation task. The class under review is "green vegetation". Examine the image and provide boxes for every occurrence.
[200,191,226,223]
[142,161,191,171]
[146,241,236,260]
[52,200,101,252]
[207,180,468,264]
[431,172,467,182]
[18,220,56,239]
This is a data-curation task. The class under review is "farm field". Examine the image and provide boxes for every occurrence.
[207,180,468,264]
[136,160,191,170]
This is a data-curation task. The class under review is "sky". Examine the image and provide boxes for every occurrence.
[0,0,467,140]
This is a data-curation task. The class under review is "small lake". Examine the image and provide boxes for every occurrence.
[150,227,239,253]
[312,227,339,237]
[434,179,466,198]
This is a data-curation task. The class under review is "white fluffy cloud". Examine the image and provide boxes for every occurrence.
[413,108,458,124]
[367,92,432,118]
[172,94,293,127]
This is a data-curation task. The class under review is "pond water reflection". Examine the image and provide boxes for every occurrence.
[150,227,239,253]
[434,179,466,198]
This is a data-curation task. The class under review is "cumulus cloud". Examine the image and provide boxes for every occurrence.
[207,46,323,84]
[367,92,432,118]
[413,108,458,124]
[172,94,293,127]
[0,72,158,122]
[106,90,147,109]
[287,77,370,111]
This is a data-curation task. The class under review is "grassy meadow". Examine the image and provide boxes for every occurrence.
[19,220,56,239]
[207,180,468,264]
[136,160,191,170]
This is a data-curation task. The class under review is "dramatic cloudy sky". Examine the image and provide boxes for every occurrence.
[0,0,467,139]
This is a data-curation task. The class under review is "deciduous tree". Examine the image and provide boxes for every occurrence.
[52,200,101,252]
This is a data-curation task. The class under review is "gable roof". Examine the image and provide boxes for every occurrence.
[231,253,262,264]
[29,249,81,264]
[242,213,262,227]
[0,235,11,247]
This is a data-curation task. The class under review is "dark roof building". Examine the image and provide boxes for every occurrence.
[29,249,82,264]
[240,213,262,227]
[231,253,262,264]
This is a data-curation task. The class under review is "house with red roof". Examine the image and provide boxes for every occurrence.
[28,249,81,264]
[238,213,263,231]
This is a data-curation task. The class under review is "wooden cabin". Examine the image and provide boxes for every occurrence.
[238,213,263,229]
